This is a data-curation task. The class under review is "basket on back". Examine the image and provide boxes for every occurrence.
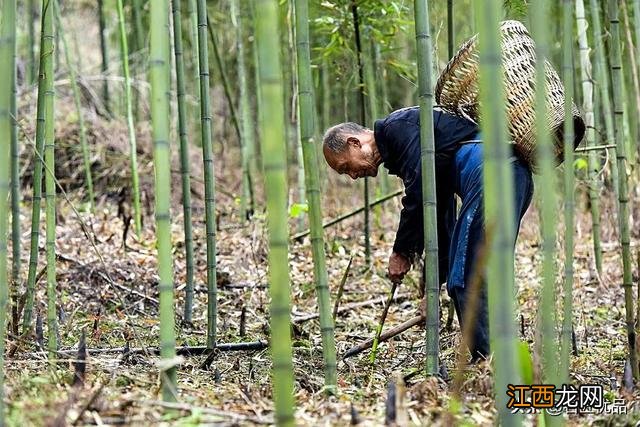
[435,20,585,171]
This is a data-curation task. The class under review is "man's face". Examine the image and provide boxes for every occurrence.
[323,134,379,180]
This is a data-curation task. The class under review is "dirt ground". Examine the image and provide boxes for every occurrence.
[5,88,640,426]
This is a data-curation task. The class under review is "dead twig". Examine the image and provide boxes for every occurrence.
[343,315,425,359]
[370,280,399,364]
[18,342,269,359]
[333,255,354,321]
[294,293,411,324]
[137,399,273,425]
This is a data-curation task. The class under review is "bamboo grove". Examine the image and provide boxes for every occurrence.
[0,0,640,425]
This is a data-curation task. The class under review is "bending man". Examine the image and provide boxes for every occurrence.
[322,106,534,361]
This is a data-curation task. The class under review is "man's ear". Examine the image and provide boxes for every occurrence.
[346,136,361,148]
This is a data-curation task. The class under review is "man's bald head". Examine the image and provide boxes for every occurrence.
[322,122,381,180]
[322,122,368,155]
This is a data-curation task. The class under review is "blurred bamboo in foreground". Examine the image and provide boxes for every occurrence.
[475,0,521,425]
[149,0,178,402]
[255,0,296,423]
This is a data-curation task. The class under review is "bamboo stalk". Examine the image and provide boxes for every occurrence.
[364,41,390,195]
[287,0,306,234]
[207,21,242,143]
[447,0,454,59]
[532,2,562,420]
[293,0,337,391]
[321,58,331,131]
[131,0,144,122]
[608,0,638,380]
[55,2,95,212]
[589,0,618,198]
[97,0,110,116]
[149,0,178,401]
[170,0,195,324]
[255,0,296,422]
[0,0,16,420]
[232,0,256,221]
[475,0,521,424]
[413,0,440,376]
[560,0,576,386]
[28,0,37,84]
[196,0,218,350]
[39,0,57,357]
[634,0,640,165]
[9,0,20,335]
[22,0,54,334]
[621,0,640,167]
[116,0,142,238]
[350,2,371,268]
[187,0,200,133]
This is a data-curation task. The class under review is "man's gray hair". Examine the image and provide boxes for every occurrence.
[322,122,368,153]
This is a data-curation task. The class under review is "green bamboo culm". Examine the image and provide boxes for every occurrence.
[0,0,16,420]
[413,0,440,376]
[608,0,638,380]
[350,2,371,268]
[28,0,37,84]
[447,0,454,58]
[40,0,58,357]
[55,1,94,212]
[131,0,144,122]
[474,0,521,424]
[293,0,337,392]
[196,0,218,349]
[97,0,110,116]
[363,41,390,195]
[187,0,200,137]
[255,0,296,424]
[576,0,602,275]
[22,0,56,334]
[589,0,618,199]
[208,22,242,144]
[116,0,142,238]
[321,58,331,132]
[171,0,196,324]
[9,0,20,332]
[149,0,178,401]
[532,0,562,418]
[231,0,256,221]
[559,0,576,387]
[634,0,640,164]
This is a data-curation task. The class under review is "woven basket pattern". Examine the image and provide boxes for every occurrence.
[435,20,585,169]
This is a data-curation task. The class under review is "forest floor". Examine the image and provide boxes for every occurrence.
[5,94,640,426]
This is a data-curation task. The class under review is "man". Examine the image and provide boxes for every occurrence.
[322,106,534,361]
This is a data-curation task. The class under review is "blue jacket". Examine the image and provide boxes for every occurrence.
[373,107,478,280]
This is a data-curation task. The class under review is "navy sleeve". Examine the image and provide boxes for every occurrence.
[385,119,453,284]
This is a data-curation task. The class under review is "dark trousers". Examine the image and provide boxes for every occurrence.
[444,142,534,360]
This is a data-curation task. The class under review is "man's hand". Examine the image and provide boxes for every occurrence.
[388,252,411,283]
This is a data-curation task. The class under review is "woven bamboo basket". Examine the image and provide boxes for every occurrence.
[435,20,585,170]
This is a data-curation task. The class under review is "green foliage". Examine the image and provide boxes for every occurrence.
[288,202,308,218]
[574,157,588,171]
[503,0,528,20]
[312,1,415,95]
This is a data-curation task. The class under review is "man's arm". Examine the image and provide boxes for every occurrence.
[391,167,454,284]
